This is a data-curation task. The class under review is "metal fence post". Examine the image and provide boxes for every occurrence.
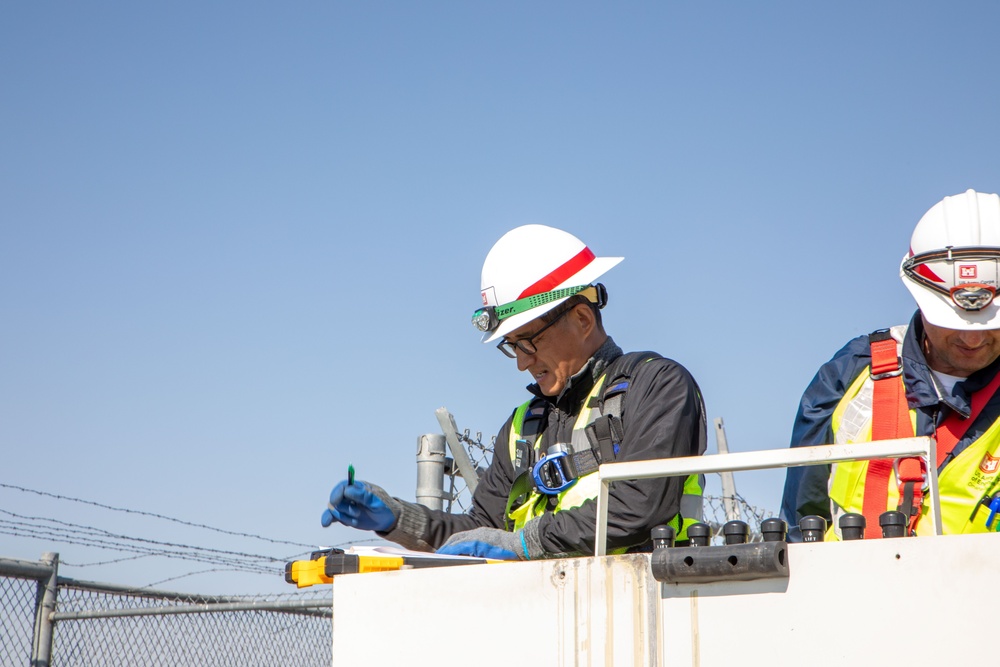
[30,551,58,667]
[435,408,480,494]
[416,434,447,510]
[714,418,741,522]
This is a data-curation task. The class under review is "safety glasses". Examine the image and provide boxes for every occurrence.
[495,305,573,358]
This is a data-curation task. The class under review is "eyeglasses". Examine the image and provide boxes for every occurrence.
[496,305,573,358]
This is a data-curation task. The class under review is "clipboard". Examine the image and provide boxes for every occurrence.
[285,546,495,588]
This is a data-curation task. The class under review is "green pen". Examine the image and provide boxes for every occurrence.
[348,464,355,486]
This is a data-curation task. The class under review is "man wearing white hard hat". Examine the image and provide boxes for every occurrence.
[780,190,1000,541]
[321,224,708,559]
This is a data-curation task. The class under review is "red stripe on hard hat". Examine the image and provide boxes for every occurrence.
[518,247,596,299]
[916,263,944,282]
[909,248,945,283]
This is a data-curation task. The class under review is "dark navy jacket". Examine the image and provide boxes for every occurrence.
[417,337,708,555]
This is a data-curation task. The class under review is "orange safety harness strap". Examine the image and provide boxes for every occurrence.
[863,330,914,538]
[934,369,1000,467]
[865,329,1000,536]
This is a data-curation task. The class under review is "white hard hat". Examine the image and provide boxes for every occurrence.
[900,189,1000,330]
[473,224,623,343]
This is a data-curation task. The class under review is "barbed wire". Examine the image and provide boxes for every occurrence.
[0,508,288,564]
[0,484,375,590]
[445,428,495,513]
[702,492,775,542]
[0,482,315,549]
[60,553,153,568]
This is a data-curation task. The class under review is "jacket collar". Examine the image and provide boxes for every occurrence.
[526,337,624,412]
[901,312,939,410]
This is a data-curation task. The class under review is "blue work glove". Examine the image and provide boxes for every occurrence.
[321,480,400,533]
[437,523,545,560]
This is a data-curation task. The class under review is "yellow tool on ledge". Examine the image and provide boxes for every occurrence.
[285,547,494,588]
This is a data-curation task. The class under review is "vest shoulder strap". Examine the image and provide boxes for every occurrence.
[510,398,548,475]
[584,351,663,463]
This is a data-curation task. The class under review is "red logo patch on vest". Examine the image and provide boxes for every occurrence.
[980,452,1000,474]
[960,265,978,279]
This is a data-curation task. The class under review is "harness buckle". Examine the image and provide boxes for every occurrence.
[870,364,903,381]
[532,443,579,495]
[893,457,927,534]
[892,456,926,488]
[869,328,903,380]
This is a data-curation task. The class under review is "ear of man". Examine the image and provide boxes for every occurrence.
[566,301,596,336]
[564,301,608,356]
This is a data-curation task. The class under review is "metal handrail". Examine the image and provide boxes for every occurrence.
[593,437,941,556]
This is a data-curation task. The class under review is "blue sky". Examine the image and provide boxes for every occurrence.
[3,2,1000,594]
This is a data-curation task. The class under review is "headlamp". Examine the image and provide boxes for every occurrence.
[902,247,1000,312]
[471,308,498,333]
[471,284,604,333]
[950,284,996,311]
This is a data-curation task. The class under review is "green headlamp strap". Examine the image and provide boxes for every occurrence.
[472,284,590,333]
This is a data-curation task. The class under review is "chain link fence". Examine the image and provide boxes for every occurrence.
[0,571,37,666]
[0,556,331,667]
[53,586,331,666]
